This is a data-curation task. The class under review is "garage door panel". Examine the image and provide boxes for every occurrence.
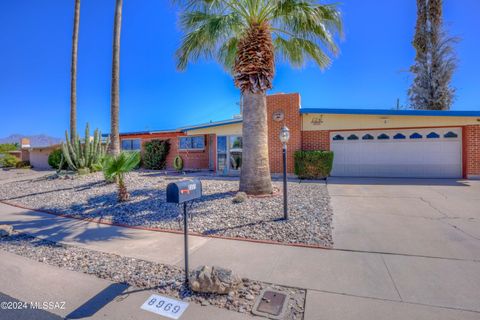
[330,128,462,178]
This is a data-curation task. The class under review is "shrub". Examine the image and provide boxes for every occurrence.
[0,144,18,154]
[48,149,68,170]
[15,161,31,169]
[294,150,334,179]
[0,154,19,168]
[142,139,170,170]
[173,155,183,171]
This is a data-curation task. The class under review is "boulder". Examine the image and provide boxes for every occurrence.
[0,225,13,237]
[189,265,242,294]
[232,192,247,204]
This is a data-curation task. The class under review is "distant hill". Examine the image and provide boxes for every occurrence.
[0,134,63,148]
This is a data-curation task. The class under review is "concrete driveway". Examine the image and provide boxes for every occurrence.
[329,178,480,260]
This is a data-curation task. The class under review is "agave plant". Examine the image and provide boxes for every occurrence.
[103,152,140,202]
[176,0,342,195]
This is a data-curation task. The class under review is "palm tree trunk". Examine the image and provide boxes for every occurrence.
[110,0,123,156]
[239,91,273,195]
[118,179,129,202]
[70,0,80,141]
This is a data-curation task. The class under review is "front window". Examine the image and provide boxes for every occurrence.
[179,136,205,150]
[121,139,141,151]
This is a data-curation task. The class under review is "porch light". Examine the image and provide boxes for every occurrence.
[279,126,290,220]
[279,126,290,145]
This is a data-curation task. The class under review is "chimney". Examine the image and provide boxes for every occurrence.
[21,138,31,149]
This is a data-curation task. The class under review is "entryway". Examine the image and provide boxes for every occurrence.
[217,135,242,175]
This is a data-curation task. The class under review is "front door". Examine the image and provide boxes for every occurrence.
[217,135,242,175]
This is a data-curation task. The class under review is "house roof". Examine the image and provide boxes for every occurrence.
[107,129,180,137]
[180,118,243,132]
[300,108,480,117]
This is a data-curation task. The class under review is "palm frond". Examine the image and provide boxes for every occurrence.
[103,152,140,182]
[175,0,343,72]
[176,11,243,70]
[274,36,331,68]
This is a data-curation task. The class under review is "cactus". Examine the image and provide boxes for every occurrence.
[62,123,110,172]
[173,155,183,171]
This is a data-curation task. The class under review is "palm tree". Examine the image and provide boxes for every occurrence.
[103,152,140,202]
[176,0,342,195]
[70,0,81,141]
[110,0,123,156]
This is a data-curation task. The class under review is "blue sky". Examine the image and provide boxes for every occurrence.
[0,0,479,138]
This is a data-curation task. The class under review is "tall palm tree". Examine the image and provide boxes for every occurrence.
[176,0,342,195]
[70,0,81,141]
[110,0,123,156]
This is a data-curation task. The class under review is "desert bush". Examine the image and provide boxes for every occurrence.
[15,161,31,169]
[142,139,170,170]
[48,149,68,170]
[0,154,19,168]
[294,150,334,179]
[0,144,18,154]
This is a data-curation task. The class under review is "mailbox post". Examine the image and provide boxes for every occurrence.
[166,179,202,286]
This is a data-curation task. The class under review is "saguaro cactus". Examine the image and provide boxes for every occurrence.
[62,123,110,172]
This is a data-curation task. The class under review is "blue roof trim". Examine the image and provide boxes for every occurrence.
[181,119,243,132]
[300,108,480,117]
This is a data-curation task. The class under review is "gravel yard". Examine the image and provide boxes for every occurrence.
[0,233,306,319]
[0,170,333,246]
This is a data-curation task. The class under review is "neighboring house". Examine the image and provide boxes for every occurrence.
[28,144,60,170]
[120,92,480,179]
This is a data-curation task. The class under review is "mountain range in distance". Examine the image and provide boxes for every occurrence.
[0,134,63,148]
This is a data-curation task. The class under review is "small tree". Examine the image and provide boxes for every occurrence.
[103,152,140,202]
[143,139,171,170]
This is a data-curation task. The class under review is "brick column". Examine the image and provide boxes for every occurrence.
[266,93,302,174]
[301,131,330,151]
[464,125,480,179]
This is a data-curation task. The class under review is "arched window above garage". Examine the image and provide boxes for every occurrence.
[347,134,359,140]
[333,134,344,141]
[444,131,458,138]
[362,134,374,140]
[427,132,440,139]
[410,132,423,139]
[393,133,406,140]
[378,133,390,140]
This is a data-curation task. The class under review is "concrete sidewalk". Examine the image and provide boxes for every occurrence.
[1,202,480,319]
[0,251,250,320]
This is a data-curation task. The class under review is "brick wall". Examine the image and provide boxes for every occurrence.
[266,93,302,173]
[301,130,330,151]
[120,132,211,171]
[464,125,480,178]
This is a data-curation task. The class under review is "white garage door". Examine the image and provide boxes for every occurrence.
[330,128,462,178]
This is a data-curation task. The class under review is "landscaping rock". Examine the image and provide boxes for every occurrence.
[232,192,247,204]
[190,265,242,294]
[0,225,13,237]
[0,171,333,247]
[0,234,306,319]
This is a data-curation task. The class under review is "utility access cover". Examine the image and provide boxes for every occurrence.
[252,288,289,319]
